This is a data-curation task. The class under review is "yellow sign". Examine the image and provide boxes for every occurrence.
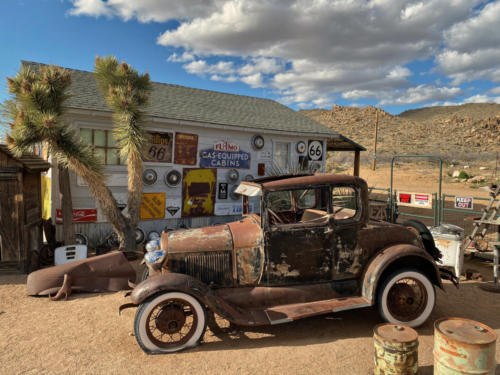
[41,175,51,220]
[140,193,166,220]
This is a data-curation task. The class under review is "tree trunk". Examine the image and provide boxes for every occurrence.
[126,151,143,229]
[58,164,75,245]
[68,158,136,252]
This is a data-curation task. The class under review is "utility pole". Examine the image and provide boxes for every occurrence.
[372,110,379,170]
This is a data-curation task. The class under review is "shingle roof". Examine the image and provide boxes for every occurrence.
[0,144,51,172]
[23,61,338,136]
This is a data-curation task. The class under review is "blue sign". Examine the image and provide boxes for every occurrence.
[200,149,251,169]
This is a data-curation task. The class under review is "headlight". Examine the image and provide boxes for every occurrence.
[144,250,166,265]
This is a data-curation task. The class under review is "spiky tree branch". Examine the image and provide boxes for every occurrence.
[94,56,152,229]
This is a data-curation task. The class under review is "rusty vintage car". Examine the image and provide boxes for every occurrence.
[123,174,444,354]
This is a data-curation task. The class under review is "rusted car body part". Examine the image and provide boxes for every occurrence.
[27,251,136,300]
[361,244,442,303]
[434,317,496,374]
[373,323,418,375]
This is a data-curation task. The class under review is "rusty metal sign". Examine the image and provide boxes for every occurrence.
[182,168,217,217]
[140,193,166,220]
[144,131,173,163]
[174,132,198,165]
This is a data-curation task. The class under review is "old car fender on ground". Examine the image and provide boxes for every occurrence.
[361,244,443,303]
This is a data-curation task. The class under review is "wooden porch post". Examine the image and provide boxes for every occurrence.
[353,150,360,176]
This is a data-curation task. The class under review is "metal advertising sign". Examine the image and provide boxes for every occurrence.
[182,168,217,217]
[199,140,251,169]
[454,196,474,210]
[140,193,166,220]
[144,131,173,163]
[165,198,182,218]
[308,140,323,161]
[56,209,97,223]
[174,132,198,165]
[218,183,228,199]
[397,192,432,208]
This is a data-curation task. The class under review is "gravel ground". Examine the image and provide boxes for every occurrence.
[1,257,499,375]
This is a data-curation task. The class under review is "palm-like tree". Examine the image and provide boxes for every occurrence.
[5,62,149,251]
[93,56,152,233]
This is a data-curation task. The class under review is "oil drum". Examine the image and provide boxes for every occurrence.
[434,317,497,374]
[374,323,419,375]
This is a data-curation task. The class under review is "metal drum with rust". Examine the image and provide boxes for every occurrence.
[434,317,497,375]
[374,323,419,375]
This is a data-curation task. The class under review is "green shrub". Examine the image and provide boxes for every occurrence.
[458,171,469,179]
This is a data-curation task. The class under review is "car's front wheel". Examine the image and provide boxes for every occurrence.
[134,291,207,354]
[377,268,435,328]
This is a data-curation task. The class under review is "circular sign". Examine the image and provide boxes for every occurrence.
[296,141,306,154]
[227,169,239,182]
[251,135,265,150]
[164,170,181,187]
[308,141,323,161]
[142,169,157,185]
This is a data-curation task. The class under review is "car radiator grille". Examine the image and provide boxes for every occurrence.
[175,251,233,286]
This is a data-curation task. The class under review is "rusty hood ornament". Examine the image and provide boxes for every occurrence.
[27,251,136,300]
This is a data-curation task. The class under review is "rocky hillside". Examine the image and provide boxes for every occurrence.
[300,103,500,164]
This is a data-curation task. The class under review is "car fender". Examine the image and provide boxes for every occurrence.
[361,244,443,304]
[127,273,252,326]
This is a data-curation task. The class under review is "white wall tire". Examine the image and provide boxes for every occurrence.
[134,292,207,354]
[377,269,435,328]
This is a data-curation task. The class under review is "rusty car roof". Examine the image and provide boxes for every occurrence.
[260,174,366,190]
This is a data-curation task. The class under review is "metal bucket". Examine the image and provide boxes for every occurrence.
[434,317,497,374]
[374,323,419,375]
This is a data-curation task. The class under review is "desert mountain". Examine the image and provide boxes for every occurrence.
[300,103,500,164]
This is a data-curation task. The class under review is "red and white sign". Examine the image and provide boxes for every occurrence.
[397,192,432,208]
[455,196,474,210]
[414,194,431,207]
[56,209,98,223]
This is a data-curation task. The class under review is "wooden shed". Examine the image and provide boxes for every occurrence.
[0,144,50,273]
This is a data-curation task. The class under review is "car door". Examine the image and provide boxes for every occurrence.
[330,184,365,280]
[263,186,334,285]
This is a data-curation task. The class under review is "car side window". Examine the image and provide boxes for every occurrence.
[267,190,292,212]
[332,186,358,220]
[294,189,316,209]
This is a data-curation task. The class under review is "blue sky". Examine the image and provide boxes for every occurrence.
[1,0,500,119]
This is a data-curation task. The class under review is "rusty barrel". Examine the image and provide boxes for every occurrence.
[434,317,497,374]
[374,323,419,375]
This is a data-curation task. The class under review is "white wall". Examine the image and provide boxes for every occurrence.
[52,110,328,241]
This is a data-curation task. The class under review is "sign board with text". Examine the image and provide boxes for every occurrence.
[56,209,97,223]
[454,196,474,210]
[140,193,166,220]
[397,192,432,208]
[144,131,173,163]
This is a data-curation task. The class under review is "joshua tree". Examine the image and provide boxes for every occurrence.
[93,56,152,234]
[5,62,149,251]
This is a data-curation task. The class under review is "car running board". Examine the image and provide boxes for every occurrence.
[263,296,371,325]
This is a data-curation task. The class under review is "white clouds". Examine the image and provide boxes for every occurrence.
[69,0,497,108]
[488,87,500,95]
[167,52,195,63]
[70,0,224,22]
[379,85,462,105]
[437,1,500,84]
[463,94,500,104]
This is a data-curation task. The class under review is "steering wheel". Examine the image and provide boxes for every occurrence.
[268,209,284,224]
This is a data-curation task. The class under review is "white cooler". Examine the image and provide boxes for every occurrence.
[54,245,88,265]
[430,224,465,278]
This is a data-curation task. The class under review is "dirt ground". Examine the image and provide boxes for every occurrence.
[1,256,499,375]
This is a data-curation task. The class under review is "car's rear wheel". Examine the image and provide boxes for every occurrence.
[134,291,207,354]
[377,268,435,328]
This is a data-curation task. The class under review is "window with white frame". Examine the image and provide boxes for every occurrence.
[80,128,125,165]
[273,142,290,170]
